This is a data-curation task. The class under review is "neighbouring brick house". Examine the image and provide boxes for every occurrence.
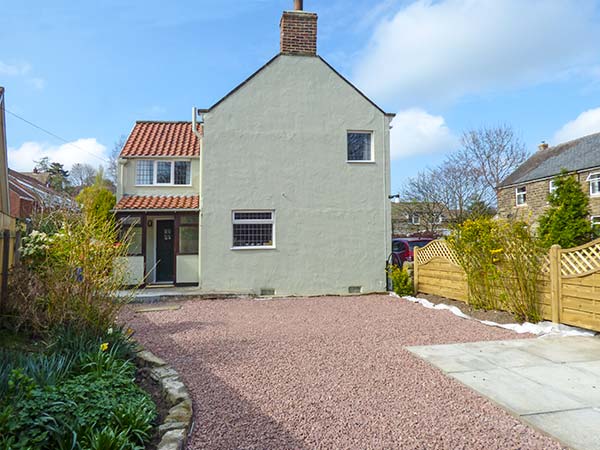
[497,133,600,225]
[8,169,72,219]
[391,202,451,237]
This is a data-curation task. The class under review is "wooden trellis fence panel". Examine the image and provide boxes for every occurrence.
[413,238,600,332]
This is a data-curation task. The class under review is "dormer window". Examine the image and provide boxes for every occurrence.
[135,160,191,186]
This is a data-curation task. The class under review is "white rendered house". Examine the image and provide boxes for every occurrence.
[115,2,394,295]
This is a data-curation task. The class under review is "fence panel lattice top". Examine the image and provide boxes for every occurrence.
[561,238,600,278]
[416,240,461,267]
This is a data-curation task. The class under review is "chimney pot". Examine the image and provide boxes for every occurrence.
[538,141,549,151]
[294,0,303,10]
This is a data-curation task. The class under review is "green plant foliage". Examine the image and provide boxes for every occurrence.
[76,185,116,224]
[448,218,544,322]
[538,170,594,248]
[7,209,136,336]
[0,365,155,449]
[388,264,414,296]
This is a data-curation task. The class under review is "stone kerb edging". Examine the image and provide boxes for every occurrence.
[136,350,194,450]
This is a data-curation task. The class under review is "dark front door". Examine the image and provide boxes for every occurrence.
[156,220,175,282]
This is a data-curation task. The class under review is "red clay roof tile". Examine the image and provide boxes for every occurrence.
[120,121,201,158]
[115,195,200,211]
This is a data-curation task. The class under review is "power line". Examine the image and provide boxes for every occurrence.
[1,104,110,164]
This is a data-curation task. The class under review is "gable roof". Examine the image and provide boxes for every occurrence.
[120,121,201,158]
[8,169,74,209]
[200,54,395,117]
[500,132,600,188]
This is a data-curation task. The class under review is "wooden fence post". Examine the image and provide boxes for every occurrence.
[413,246,420,295]
[549,244,562,324]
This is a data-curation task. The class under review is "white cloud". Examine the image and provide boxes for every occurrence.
[28,77,46,90]
[553,108,600,144]
[8,138,108,172]
[353,0,600,105]
[390,108,457,159]
[0,61,31,76]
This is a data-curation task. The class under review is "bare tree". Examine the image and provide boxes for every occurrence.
[70,163,97,188]
[460,124,528,206]
[107,135,127,185]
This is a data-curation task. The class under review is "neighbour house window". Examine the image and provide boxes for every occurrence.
[119,216,143,256]
[411,214,420,225]
[587,173,600,196]
[136,160,154,185]
[549,180,558,193]
[436,215,444,224]
[135,160,192,186]
[347,131,373,161]
[232,211,275,248]
[516,186,527,206]
[179,214,199,255]
[591,216,600,227]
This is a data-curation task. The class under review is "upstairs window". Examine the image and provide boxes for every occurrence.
[232,211,275,249]
[549,180,557,193]
[136,160,154,185]
[587,173,600,196]
[347,131,373,161]
[135,160,191,186]
[516,186,527,206]
[411,214,420,225]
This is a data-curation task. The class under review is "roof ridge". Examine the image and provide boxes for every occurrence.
[551,130,600,149]
[135,120,192,124]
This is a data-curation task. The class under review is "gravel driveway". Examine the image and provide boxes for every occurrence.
[123,294,562,449]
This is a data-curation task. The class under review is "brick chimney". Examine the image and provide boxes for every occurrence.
[280,1,318,56]
[538,141,549,151]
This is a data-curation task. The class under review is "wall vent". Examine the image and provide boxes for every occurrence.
[260,288,276,296]
[348,286,362,294]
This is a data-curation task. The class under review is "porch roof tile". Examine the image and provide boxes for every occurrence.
[115,195,200,211]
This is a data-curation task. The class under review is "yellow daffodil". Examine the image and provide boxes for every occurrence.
[100,342,109,352]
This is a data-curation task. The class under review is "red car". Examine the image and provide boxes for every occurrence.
[390,238,433,266]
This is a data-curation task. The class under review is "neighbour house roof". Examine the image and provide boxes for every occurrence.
[8,169,74,210]
[499,132,600,188]
[199,54,395,117]
[114,195,200,211]
[120,121,201,158]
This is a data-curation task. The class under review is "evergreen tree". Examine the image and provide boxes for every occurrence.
[538,170,593,248]
[76,172,116,223]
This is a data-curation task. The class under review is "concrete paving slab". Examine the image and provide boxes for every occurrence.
[511,364,600,406]
[451,367,586,415]
[526,408,600,450]
[409,336,600,450]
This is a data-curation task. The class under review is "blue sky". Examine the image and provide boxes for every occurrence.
[2,0,600,192]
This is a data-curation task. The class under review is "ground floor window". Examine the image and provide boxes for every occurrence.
[179,214,199,254]
[232,211,274,248]
[118,216,143,256]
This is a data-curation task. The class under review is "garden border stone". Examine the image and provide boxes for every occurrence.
[136,349,194,450]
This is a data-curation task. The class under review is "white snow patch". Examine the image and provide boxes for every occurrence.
[390,293,595,338]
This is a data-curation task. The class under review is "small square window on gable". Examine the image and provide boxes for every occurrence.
[347,131,373,162]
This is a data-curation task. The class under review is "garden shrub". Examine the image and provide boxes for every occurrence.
[448,218,544,322]
[538,170,595,248]
[5,209,136,336]
[388,264,414,296]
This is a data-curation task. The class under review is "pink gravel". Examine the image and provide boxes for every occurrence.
[123,294,563,449]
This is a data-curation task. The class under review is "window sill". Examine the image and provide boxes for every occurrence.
[135,184,193,187]
[516,204,527,207]
[231,246,276,251]
[346,160,375,164]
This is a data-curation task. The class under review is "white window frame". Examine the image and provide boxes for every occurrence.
[587,173,600,197]
[346,131,374,163]
[516,186,527,206]
[135,159,192,187]
[591,216,600,227]
[549,180,557,193]
[411,214,420,225]
[231,210,276,250]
